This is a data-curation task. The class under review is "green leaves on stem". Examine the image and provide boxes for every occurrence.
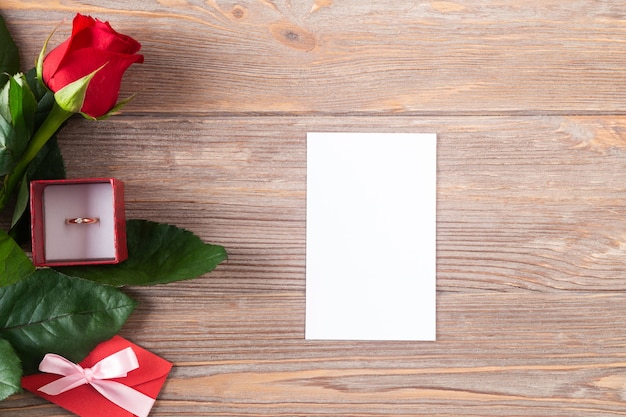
[0,74,37,177]
[0,74,36,224]
[0,101,72,212]
[0,69,66,235]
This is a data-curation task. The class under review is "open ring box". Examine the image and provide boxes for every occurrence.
[30,178,128,267]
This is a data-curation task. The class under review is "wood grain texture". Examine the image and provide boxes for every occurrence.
[3,1,626,114]
[2,1,626,416]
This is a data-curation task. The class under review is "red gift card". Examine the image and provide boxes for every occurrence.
[22,336,172,417]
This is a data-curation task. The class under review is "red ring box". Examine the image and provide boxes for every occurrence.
[30,178,128,267]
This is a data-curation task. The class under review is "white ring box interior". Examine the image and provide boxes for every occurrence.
[43,182,116,261]
[29,178,126,265]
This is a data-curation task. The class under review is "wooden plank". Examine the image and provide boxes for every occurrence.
[4,292,626,416]
[2,115,626,416]
[1,1,625,114]
[42,115,626,293]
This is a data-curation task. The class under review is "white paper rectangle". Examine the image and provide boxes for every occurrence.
[306,132,436,341]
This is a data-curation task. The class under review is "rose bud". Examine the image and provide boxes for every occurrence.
[40,13,144,119]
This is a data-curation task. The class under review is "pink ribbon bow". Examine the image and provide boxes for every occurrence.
[37,347,156,417]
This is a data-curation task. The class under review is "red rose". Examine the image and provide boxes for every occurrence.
[42,13,144,118]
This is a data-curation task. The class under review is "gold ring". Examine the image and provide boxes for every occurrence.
[66,217,99,225]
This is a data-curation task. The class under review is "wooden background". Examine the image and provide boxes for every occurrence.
[2,1,626,416]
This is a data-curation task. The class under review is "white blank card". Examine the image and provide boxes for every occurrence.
[306,132,436,341]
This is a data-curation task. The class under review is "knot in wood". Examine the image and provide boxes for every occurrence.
[270,21,317,52]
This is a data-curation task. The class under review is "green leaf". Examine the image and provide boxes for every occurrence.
[25,67,55,129]
[0,113,18,175]
[0,74,37,134]
[28,136,65,180]
[10,172,29,228]
[0,338,22,401]
[57,219,228,286]
[0,270,137,374]
[0,14,20,86]
[0,228,35,287]
[25,67,49,104]
[0,74,38,176]
[9,136,66,244]
[8,75,37,139]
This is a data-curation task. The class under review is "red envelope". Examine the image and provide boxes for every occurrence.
[22,336,172,417]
